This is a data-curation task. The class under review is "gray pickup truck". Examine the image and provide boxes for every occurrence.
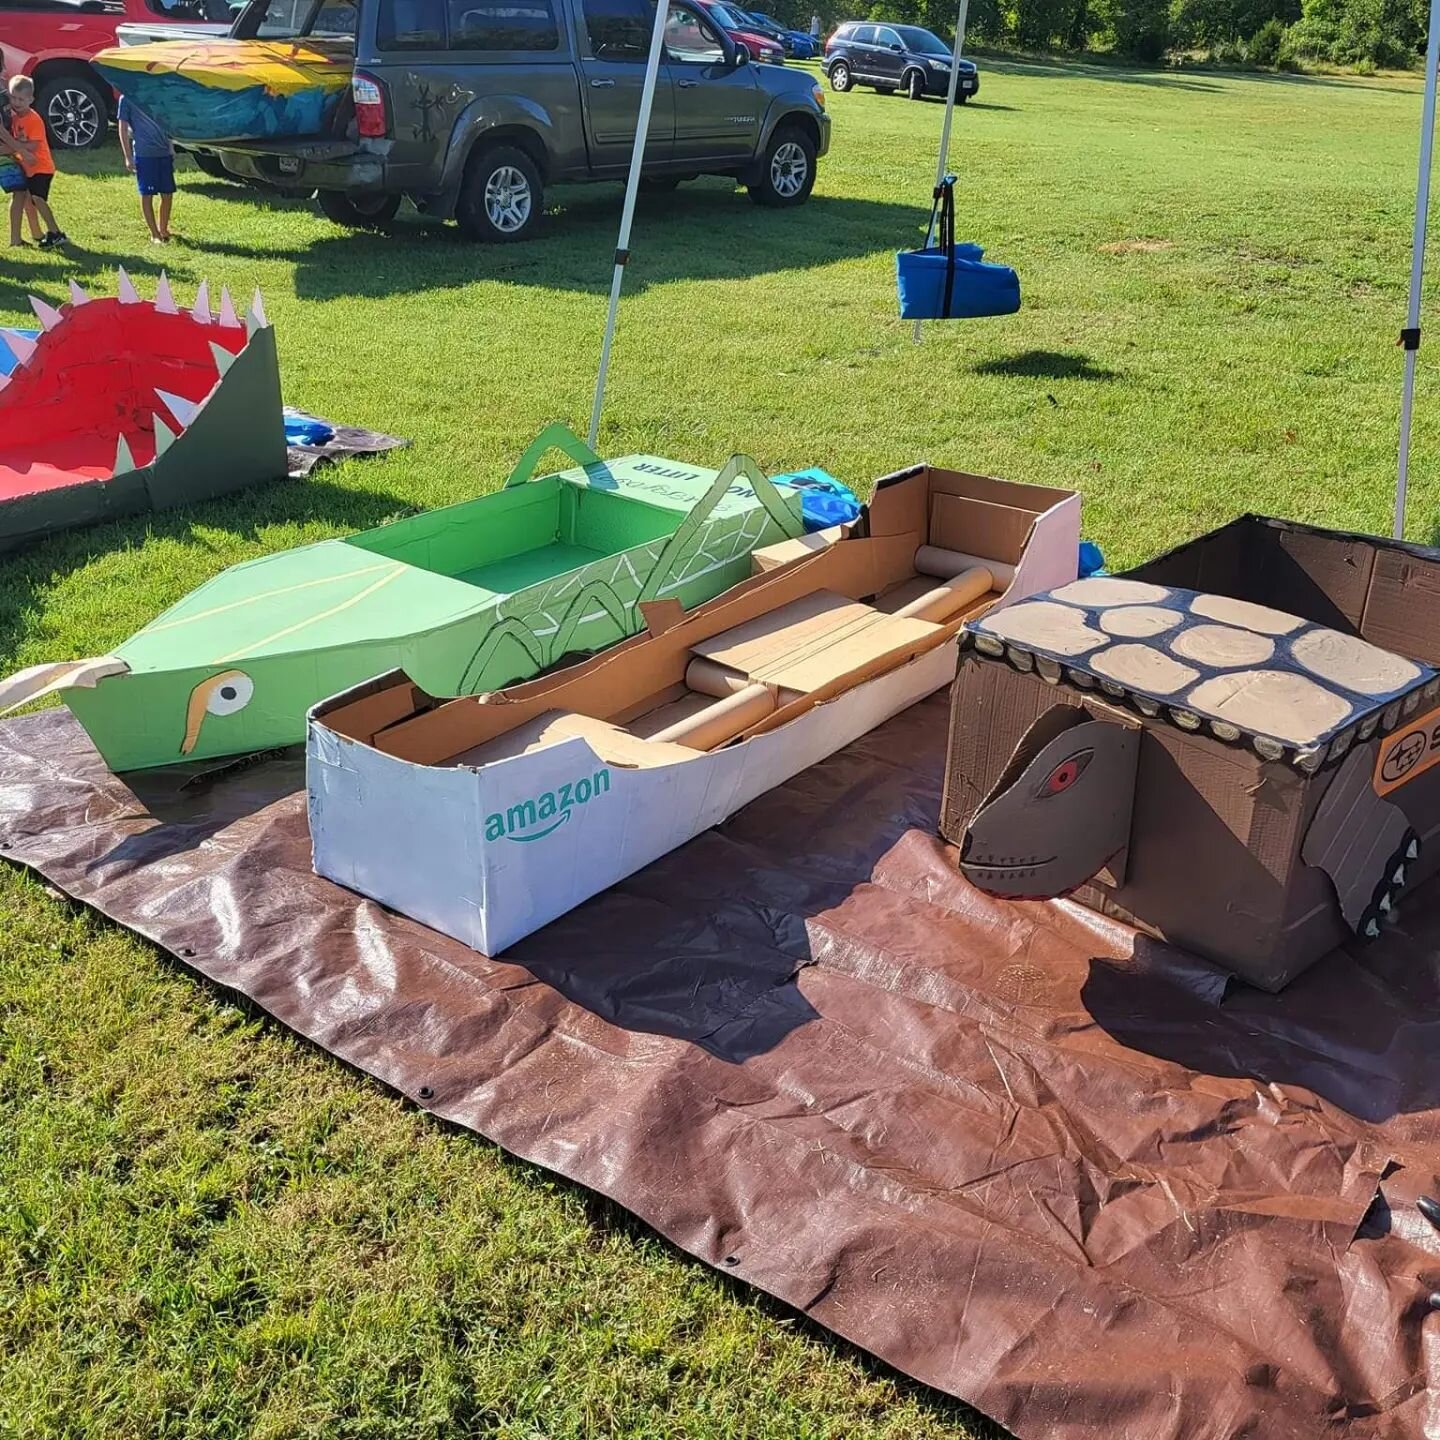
[193,0,829,240]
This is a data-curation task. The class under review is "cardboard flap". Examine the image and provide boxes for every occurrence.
[451,710,700,770]
[961,709,1140,900]
[640,599,685,637]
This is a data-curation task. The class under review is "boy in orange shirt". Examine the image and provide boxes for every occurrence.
[7,77,66,249]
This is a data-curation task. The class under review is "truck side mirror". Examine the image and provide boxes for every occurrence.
[889,41,903,49]
[733,41,751,63]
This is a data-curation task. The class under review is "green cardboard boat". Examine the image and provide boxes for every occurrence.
[0,426,804,771]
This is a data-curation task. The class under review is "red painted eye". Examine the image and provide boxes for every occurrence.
[1039,749,1092,798]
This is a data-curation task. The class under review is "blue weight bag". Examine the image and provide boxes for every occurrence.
[896,175,1020,321]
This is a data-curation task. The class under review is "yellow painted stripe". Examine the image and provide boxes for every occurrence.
[140,560,400,636]
[212,565,406,665]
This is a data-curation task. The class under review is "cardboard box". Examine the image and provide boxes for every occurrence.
[941,515,1440,991]
[309,465,1080,955]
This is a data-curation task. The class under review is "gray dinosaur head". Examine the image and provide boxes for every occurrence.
[960,709,1139,900]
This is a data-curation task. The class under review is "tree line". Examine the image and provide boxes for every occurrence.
[767,0,1429,69]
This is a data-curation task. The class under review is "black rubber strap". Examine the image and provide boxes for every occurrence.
[615,248,630,266]
[939,179,956,320]
[1401,326,1421,351]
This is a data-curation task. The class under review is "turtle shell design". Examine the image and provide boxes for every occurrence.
[964,577,1440,769]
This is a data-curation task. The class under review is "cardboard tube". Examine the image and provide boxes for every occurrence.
[685,657,752,698]
[650,683,776,749]
[915,545,1016,587]
[894,566,995,623]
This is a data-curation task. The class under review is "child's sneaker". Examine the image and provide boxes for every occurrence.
[37,231,67,249]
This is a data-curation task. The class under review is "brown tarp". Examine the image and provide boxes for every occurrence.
[2,700,1438,1439]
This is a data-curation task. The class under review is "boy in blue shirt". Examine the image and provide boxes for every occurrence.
[117,95,175,242]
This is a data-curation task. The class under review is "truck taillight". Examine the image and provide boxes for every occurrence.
[352,73,389,139]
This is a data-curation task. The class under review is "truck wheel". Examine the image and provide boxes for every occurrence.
[317,191,402,228]
[37,74,107,150]
[641,176,683,191]
[748,125,816,208]
[828,60,852,91]
[904,68,926,100]
[457,144,543,243]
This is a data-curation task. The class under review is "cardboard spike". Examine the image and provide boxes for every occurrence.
[218,287,241,328]
[8,331,37,364]
[192,279,212,324]
[249,288,268,328]
[30,294,63,331]
[113,432,138,477]
[208,340,236,376]
[117,267,141,304]
[67,279,89,307]
[154,388,201,429]
[154,273,178,314]
[152,414,178,457]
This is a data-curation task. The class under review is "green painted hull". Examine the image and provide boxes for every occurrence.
[61,439,803,771]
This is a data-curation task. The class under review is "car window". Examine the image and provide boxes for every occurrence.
[254,0,356,35]
[875,26,900,46]
[377,0,444,47]
[665,0,724,61]
[895,25,948,52]
[849,23,875,43]
[450,0,559,47]
[583,0,652,57]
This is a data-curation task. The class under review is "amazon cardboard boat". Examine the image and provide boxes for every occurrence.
[0,428,804,772]
[942,515,1440,991]
[308,464,1080,955]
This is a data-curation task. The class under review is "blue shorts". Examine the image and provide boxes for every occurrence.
[135,155,175,196]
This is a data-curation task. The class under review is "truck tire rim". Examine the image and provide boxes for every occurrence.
[832,63,850,88]
[485,166,532,232]
[770,142,806,197]
[46,88,100,147]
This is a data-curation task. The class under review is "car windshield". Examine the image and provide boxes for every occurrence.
[894,25,949,53]
[705,2,748,28]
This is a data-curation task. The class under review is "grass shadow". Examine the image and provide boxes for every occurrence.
[974,348,1119,380]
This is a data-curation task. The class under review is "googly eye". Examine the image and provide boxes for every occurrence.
[1040,749,1092,798]
[204,670,253,717]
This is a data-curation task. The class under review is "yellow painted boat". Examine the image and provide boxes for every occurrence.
[94,38,352,142]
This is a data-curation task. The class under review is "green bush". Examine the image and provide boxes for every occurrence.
[1247,15,1287,60]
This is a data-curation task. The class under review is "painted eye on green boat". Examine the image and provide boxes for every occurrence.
[181,669,255,756]
[206,672,254,717]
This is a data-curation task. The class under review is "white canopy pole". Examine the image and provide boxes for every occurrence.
[589,0,671,447]
[1395,0,1440,539]
[913,0,971,343]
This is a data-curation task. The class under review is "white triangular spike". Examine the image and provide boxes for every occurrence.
[117,266,140,304]
[154,388,200,429]
[1364,918,1381,939]
[208,341,236,376]
[1408,838,1421,860]
[217,287,240,329]
[191,278,212,324]
[1380,893,1393,915]
[8,331,37,365]
[1394,865,1407,887]
[113,432,138,477]
[154,272,177,314]
[250,287,267,328]
[29,294,63,331]
[152,414,178,457]
[67,279,90,307]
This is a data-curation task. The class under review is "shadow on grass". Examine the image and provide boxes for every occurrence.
[974,348,1119,380]
[180,183,925,297]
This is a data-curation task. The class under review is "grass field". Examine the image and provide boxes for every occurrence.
[2,55,1437,1439]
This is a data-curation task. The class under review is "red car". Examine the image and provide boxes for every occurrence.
[692,0,783,63]
[0,0,231,149]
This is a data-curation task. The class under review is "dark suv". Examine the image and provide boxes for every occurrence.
[822,22,978,102]
[201,0,829,240]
